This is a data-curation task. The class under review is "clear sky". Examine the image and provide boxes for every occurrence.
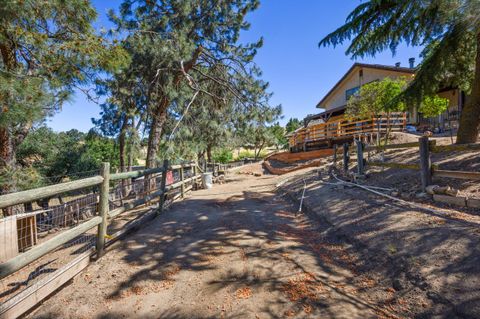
[47,0,423,132]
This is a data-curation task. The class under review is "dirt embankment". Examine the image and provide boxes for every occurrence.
[280,162,480,318]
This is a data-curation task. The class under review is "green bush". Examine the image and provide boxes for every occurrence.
[212,149,233,163]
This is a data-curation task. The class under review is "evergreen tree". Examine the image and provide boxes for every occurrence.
[110,0,266,169]
[0,0,127,194]
[285,118,302,133]
[319,0,480,143]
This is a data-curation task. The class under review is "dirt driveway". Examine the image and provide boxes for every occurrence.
[28,164,408,319]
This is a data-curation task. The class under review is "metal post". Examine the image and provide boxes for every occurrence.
[356,139,365,176]
[158,159,169,215]
[419,137,432,191]
[96,162,110,258]
[343,143,350,174]
[180,164,185,198]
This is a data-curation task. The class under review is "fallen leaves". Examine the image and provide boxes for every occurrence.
[235,287,252,299]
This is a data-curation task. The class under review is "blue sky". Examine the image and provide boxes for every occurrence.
[47,0,423,132]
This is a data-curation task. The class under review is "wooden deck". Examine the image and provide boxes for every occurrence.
[288,113,406,152]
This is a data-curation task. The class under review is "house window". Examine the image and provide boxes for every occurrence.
[346,86,360,100]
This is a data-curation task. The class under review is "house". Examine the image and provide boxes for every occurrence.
[288,60,464,152]
[307,60,464,131]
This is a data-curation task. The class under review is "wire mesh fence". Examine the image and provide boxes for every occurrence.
[0,168,167,307]
[0,161,250,313]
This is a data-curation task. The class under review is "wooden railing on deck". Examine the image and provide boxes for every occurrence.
[289,113,406,149]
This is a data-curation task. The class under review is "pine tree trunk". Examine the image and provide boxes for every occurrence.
[146,103,168,169]
[456,32,480,144]
[145,47,203,169]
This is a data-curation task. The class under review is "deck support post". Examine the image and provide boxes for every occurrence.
[343,143,350,174]
[96,162,110,258]
[419,137,432,191]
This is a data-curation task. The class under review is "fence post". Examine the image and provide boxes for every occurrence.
[158,159,169,215]
[333,144,337,166]
[419,136,432,191]
[96,162,110,258]
[180,164,185,199]
[356,139,365,176]
[343,143,350,174]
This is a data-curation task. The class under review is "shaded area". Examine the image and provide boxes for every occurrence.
[30,170,406,319]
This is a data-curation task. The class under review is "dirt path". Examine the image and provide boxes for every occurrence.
[29,164,404,319]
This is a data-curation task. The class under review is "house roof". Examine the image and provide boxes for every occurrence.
[305,105,347,123]
[316,63,415,108]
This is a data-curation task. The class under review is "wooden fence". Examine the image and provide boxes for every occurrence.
[0,161,204,319]
[337,137,480,191]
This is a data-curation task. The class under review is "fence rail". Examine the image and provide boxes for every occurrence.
[0,158,256,318]
[0,161,205,319]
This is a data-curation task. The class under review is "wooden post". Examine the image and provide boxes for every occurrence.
[333,144,337,166]
[193,163,197,189]
[419,136,432,191]
[343,143,349,174]
[96,162,110,258]
[158,159,169,215]
[180,164,185,199]
[356,139,365,176]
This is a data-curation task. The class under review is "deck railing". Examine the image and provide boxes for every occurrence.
[289,113,407,150]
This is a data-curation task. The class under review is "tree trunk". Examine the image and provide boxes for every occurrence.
[457,32,480,144]
[206,145,212,163]
[145,47,203,169]
[146,101,168,169]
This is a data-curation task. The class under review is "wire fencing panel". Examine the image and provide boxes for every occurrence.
[0,168,166,307]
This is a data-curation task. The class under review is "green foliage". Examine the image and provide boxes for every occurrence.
[269,122,287,150]
[319,0,480,143]
[419,95,449,118]
[0,0,128,128]
[106,0,279,166]
[346,78,407,119]
[0,0,128,193]
[212,149,234,164]
[236,150,256,160]
[285,118,302,133]
[16,127,121,190]
[346,77,450,121]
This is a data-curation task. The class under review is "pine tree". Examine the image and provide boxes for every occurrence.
[0,0,127,195]
[319,0,480,144]
[110,0,265,169]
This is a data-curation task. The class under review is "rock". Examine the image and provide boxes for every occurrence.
[415,192,428,199]
[467,198,480,209]
[400,192,411,199]
[392,278,405,291]
[433,194,467,207]
[390,191,400,197]
[425,185,440,195]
